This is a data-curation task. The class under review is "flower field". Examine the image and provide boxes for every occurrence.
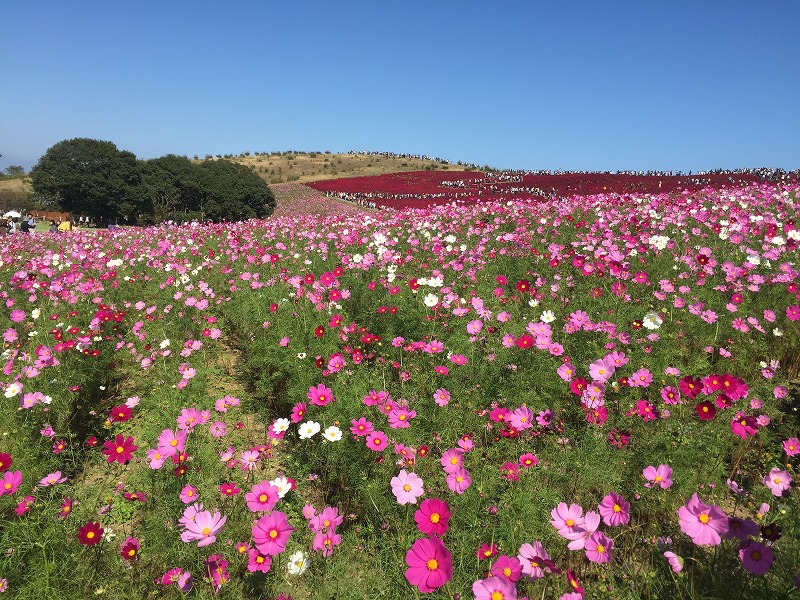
[1,179,799,599]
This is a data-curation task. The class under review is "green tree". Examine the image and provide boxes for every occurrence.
[198,159,276,222]
[139,154,205,223]
[29,138,144,224]
[3,165,25,177]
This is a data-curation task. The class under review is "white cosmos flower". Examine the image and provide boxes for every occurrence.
[298,421,320,439]
[287,550,309,575]
[323,425,343,441]
[540,310,556,323]
[423,293,439,308]
[642,311,663,330]
[272,418,290,435]
[269,475,291,498]
[4,382,22,398]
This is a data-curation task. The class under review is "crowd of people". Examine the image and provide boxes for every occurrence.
[0,213,80,234]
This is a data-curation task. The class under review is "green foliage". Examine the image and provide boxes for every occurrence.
[30,139,276,225]
[30,138,144,224]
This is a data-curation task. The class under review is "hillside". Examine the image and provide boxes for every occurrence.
[210,151,476,184]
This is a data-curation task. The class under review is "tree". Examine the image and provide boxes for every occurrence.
[30,138,144,224]
[3,165,25,177]
[139,155,206,223]
[198,159,276,222]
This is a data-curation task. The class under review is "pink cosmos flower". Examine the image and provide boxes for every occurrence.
[404,536,453,593]
[252,511,294,556]
[312,531,342,557]
[39,471,67,487]
[0,470,22,496]
[307,384,335,406]
[599,492,630,527]
[509,406,534,430]
[518,540,554,579]
[585,531,613,564]
[365,430,388,452]
[446,468,471,494]
[433,388,450,407]
[245,481,279,513]
[180,506,226,547]
[763,468,792,497]
[179,484,199,504]
[643,464,673,489]
[391,470,424,505]
[388,406,416,429]
[247,548,272,573]
[490,554,522,582]
[472,576,517,600]
[731,413,758,439]
[309,506,343,533]
[350,417,373,437]
[784,437,800,457]
[550,503,585,539]
[519,453,538,468]
[440,448,465,473]
[157,428,186,457]
[414,498,450,536]
[664,551,683,573]
[567,510,600,551]
[676,493,728,546]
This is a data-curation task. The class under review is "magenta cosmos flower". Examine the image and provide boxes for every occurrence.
[102,434,137,464]
[676,493,729,546]
[245,481,280,512]
[404,536,452,593]
[307,383,335,406]
[490,555,522,582]
[252,511,294,556]
[739,541,774,575]
[391,470,424,505]
[414,498,450,536]
[472,576,517,600]
[598,491,630,527]
[365,430,388,452]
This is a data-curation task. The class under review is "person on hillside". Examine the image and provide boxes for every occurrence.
[49,220,58,232]
[58,219,71,232]
[20,213,35,233]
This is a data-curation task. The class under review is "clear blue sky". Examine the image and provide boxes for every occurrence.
[2,1,798,173]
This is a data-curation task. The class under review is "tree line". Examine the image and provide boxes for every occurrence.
[29,138,276,225]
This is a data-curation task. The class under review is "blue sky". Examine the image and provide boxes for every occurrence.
[2,1,798,172]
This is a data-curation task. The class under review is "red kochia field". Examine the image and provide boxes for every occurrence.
[0,177,799,599]
[307,170,770,209]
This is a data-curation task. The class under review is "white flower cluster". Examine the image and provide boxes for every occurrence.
[649,235,670,251]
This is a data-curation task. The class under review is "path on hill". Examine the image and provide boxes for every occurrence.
[270,182,371,218]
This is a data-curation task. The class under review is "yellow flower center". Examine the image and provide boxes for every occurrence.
[698,513,710,524]
[430,513,440,524]
[86,532,95,539]
[491,592,503,600]
[270,530,278,539]
[202,527,210,535]
[403,484,411,492]
[596,543,605,553]
[566,519,575,527]
[259,494,267,502]
[613,504,621,513]
[426,559,438,571]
